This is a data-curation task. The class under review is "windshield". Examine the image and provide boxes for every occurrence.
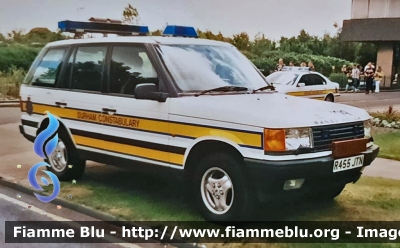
[157,44,268,92]
[266,72,299,85]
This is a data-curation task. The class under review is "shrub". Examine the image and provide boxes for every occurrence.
[248,51,353,76]
[0,44,41,71]
[370,106,400,129]
[0,65,26,99]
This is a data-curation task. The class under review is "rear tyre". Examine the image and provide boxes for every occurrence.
[325,95,334,102]
[193,152,254,222]
[45,129,86,181]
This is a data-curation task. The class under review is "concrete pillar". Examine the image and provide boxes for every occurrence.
[376,41,394,87]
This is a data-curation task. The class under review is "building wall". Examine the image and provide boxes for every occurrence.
[376,42,394,87]
[352,0,400,19]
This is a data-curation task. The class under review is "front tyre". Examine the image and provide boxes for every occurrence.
[45,129,86,181]
[325,94,334,102]
[194,152,254,222]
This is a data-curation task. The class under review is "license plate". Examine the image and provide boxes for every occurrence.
[333,155,364,173]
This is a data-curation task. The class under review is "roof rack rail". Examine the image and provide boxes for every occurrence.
[281,66,310,71]
[58,20,149,38]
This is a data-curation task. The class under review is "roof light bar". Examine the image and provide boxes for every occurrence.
[281,66,310,71]
[58,20,149,36]
[162,25,198,38]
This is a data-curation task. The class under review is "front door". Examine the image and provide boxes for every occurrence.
[98,44,176,168]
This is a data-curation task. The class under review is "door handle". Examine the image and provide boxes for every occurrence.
[102,108,117,113]
[55,102,67,106]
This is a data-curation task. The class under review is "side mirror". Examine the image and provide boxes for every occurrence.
[298,83,305,87]
[135,83,169,102]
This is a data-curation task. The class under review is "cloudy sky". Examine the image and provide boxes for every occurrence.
[0,0,352,40]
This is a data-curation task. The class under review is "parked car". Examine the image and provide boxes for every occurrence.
[19,21,378,222]
[266,67,340,102]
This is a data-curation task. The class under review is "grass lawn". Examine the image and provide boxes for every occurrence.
[372,127,400,161]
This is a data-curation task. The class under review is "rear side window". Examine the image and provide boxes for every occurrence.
[70,46,107,92]
[298,74,311,86]
[30,48,66,87]
[310,74,326,85]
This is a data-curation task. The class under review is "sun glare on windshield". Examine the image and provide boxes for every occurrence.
[158,44,268,92]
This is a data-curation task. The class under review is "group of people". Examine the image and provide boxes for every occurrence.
[275,59,315,72]
[342,62,384,94]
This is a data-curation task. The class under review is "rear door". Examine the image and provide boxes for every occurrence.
[20,46,69,138]
[53,45,109,155]
[308,74,329,100]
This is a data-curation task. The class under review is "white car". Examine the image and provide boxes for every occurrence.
[266,67,340,102]
[19,21,378,222]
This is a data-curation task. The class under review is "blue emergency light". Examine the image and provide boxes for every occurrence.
[58,20,149,36]
[162,25,198,38]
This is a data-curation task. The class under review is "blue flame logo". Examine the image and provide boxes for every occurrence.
[28,112,61,203]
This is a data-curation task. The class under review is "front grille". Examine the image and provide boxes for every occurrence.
[312,122,365,152]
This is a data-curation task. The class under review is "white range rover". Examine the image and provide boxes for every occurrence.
[19,21,379,222]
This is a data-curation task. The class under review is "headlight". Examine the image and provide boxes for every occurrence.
[264,128,312,152]
[285,128,313,150]
[364,119,373,139]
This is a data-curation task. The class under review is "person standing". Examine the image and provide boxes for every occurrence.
[308,61,315,71]
[374,66,384,93]
[300,62,307,67]
[364,62,375,94]
[289,61,295,66]
[275,59,285,71]
[351,64,360,92]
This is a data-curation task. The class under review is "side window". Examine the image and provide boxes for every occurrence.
[109,46,158,95]
[310,74,326,85]
[70,46,107,92]
[31,48,66,87]
[298,75,311,86]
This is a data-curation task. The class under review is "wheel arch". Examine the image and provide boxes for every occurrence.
[324,93,335,102]
[183,137,245,176]
[37,115,76,148]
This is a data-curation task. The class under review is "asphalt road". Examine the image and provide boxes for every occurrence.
[0,107,21,125]
[337,91,400,109]
[0,186,167,248]
[0,187,145,248]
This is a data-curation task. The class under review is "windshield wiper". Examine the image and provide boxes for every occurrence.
[252,84,275,93]
[195,86,249,97]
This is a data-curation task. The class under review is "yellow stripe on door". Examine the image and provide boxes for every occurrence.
[73,135,184,165]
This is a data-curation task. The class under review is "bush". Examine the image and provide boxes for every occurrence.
[370,106,400,129]
[329,72,350,89]
[247,51,352,76]
[0,44,41,71]
[0,65,26,99]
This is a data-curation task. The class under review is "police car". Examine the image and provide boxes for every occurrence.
[19,20,379,222]
[266,67,340,102]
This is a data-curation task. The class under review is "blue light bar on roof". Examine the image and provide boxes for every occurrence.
[162,25,198,38]
[58,20,149,36]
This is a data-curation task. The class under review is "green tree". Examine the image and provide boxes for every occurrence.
[231,32,250,51]
[122,4,139,24]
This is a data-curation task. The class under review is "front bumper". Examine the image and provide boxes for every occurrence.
[244,144,379,202]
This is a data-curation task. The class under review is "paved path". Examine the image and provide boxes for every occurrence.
[0,186,147,248]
